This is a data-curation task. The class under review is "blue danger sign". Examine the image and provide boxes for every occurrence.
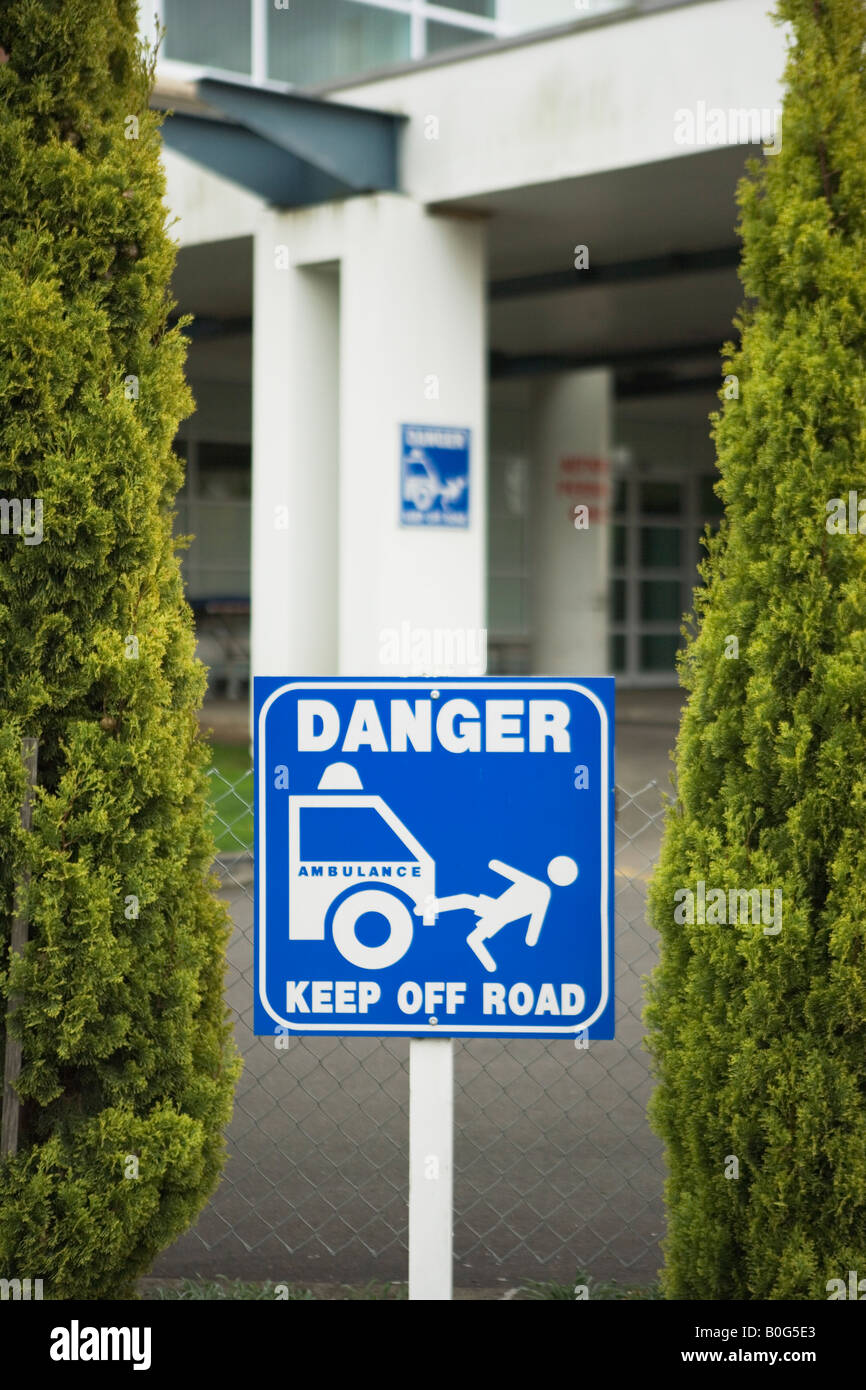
[254,678,614,1039]
[400,423,469,527]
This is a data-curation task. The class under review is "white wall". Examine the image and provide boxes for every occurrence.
[334,0,786,205]
[531,370,612,676]
[250,219,340,678]
[249,195,488,683]
[338,197,487,675]
[162,146,262,249]
[160,2,786,250]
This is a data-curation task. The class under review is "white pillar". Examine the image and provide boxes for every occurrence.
[250,213,339,682]
[408,1039,454,1301]
[531,369,612,675]
[338,196,487,676]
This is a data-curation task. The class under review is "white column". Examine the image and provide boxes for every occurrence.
[408,1039,454,1301]
[530,369,612,675]
[338,196,487,676]
[250,213,339,683]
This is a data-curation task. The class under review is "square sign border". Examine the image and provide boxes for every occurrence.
[254,677,614,1039]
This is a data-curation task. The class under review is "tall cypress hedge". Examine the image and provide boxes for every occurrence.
[646,0,866,1299]
[0,0,240,1297]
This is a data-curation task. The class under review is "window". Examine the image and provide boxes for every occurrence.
[268,0,411,85]
[639,480,681,515]
[640,527,681,568]
[173,439,251,599]
[436,0,495,14]
[487,454,530,674]
[487,455,529,637]
[300,807,416,861]
[499,0,630,30]
[426,20,490,54]
[640,633,681,672]
[197,442,252,500]
[609,632,626,674]
[159,1,501,85]
[609,469,722,685]
[699,473,724,518]
[163,0,252,74]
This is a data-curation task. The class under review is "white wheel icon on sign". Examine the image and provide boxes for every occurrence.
[331,886,414,970]
[411,483,435,512]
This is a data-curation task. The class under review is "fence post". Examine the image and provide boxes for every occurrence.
[1,737,39,1159]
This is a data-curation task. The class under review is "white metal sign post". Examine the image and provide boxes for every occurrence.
[254,677,614,1301]
[408,1038,454,1300]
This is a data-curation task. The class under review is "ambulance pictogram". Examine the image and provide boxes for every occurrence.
[288,762,436,970]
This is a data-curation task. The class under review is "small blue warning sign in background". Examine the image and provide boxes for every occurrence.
[400,423,470,527]
[254,678,615,1040]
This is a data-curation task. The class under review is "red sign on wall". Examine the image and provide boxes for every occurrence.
[556,455,611,526]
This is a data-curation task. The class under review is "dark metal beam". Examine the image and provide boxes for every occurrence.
[615,372,722,400]
[198,78,404,195]
[490,247,739,301]
[172,318,728,390]
[490,339,724,379]
[160,80,404,208]
[170,315,253,341]
[162,114,349,206]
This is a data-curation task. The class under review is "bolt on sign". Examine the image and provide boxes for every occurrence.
[254,678,615,1040]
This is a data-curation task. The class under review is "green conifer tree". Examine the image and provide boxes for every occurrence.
[646,0,866,1299]
[0,0,240,1298]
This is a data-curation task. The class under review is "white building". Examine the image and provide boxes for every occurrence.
[148,0,786,693]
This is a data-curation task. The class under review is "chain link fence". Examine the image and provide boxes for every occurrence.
[151,770,667,1289]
